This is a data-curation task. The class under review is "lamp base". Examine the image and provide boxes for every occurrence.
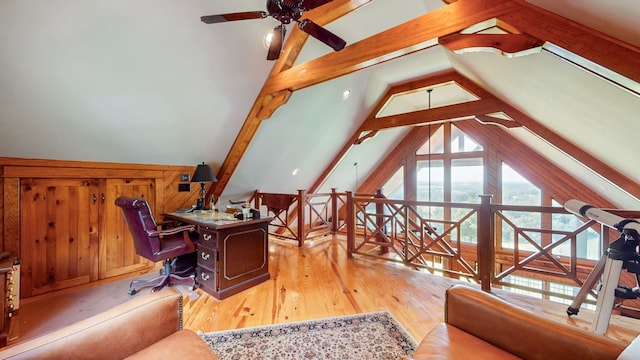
[195,198,204,210]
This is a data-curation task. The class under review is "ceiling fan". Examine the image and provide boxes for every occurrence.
[201,0,347,60]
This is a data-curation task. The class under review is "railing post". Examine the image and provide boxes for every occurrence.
[477,194,494,292]
[331,188,338,234]
[346,191,354,258]
[297,189,306,247]
[375,189,389,254]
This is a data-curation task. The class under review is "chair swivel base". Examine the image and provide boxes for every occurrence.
[128,273,196,295]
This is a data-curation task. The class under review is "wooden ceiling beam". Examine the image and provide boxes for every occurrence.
[356,125,439,195]
[499,104,640,199]
[309,69,483,193]
[500,0,640,84]
[264,0,518,93]
[438,33,544,55]
[209,0,372,201]
[361,97,504,131]
[400,71,640,199]
[309,68,494,193]
[457,119,615,208]
[213,0,640,200]
[383,69,494,98]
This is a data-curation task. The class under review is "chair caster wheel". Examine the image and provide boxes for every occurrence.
[128,289,137,295]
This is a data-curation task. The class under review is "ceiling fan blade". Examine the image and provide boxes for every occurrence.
[301,0,333,11]
[298,19,346,51]
[200,11,267,24]
[267,25,286,61]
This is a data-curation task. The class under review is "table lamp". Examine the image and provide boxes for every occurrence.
[191,162,217,210]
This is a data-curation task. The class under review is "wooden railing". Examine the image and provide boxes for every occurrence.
[346,191,639,305]
[254,189,639,306]
[346,191,484,284]
[347,190,482,280]
[254,189,344,246]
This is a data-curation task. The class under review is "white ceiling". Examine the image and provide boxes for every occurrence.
[1,0,639,207]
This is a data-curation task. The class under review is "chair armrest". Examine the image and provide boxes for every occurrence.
[444,285,627,360]
[147,224,196,237]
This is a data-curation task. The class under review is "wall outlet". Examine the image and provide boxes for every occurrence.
[178,183,191,192]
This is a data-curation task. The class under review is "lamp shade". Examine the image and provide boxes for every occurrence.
[191,162,217,183]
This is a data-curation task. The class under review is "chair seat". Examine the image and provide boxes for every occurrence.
[149,236,197,262]
[115,196,199,295]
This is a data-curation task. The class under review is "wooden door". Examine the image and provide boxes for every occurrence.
[20,178,99,297]
[100,178,157,279]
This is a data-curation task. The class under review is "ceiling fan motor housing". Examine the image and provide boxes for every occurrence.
[267,0,304,24]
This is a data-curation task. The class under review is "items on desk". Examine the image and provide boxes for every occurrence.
[233,208,259,220]
[227,199,259,220]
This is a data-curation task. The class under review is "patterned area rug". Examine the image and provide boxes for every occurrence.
[199,311,418,359]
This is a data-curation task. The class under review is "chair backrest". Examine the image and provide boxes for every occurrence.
[114,197,161,259]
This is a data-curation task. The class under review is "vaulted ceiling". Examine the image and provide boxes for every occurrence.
[1,0,639,208]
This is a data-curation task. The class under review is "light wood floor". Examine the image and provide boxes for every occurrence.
[7,235,640,347]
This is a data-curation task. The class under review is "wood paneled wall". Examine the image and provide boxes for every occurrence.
[0,157,198,296]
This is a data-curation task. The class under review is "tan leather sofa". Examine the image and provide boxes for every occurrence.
[413,285,640,360]
[0,288,217,360]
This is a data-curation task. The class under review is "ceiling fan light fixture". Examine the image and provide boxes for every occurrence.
[264,30,274,49]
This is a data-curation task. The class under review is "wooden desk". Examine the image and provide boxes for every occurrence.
[163,211,270,300]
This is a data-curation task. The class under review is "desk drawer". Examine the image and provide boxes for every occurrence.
[197,247,217,270]
[199,229,217,244]
[196,267,217,291]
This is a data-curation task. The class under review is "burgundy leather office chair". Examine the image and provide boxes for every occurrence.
[115,196,198,295]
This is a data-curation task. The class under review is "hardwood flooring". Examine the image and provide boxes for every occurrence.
[7,235,640,348]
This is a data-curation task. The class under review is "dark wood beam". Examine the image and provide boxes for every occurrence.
[361,97,504,131]
[357,125,439,195]
[475,115,521,128]
[501,0,640,84]
[264,0,518,93]
[500,104,640,199]
[214,0,640,200]
[447,73,640,200]
[439,33,544,55]
[457,119,615,208]
[209,0,372,201]
[266,0,640,94]
[309,69,489,193]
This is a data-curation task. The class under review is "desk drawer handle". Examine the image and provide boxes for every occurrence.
[200,273,210,281]
[201,252,210,261]
[203,233,212,241]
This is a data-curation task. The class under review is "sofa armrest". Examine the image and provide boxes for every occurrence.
[1,288,184,360]
[445,285,627,360]
[617,335,640,360]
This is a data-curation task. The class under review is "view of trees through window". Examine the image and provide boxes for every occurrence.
[378,122,603,304]
[501,163,542,252]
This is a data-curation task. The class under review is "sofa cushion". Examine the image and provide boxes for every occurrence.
[125,329,218,360]
[412,323,520,360]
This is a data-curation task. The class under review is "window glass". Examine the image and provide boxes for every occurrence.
[451,158,483,203]
[417,159,444,221]
[416,126,444,155]
[451,124,483,153]
[551,199,601,260]
[382,166,404,200]
[501,163,541,251]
